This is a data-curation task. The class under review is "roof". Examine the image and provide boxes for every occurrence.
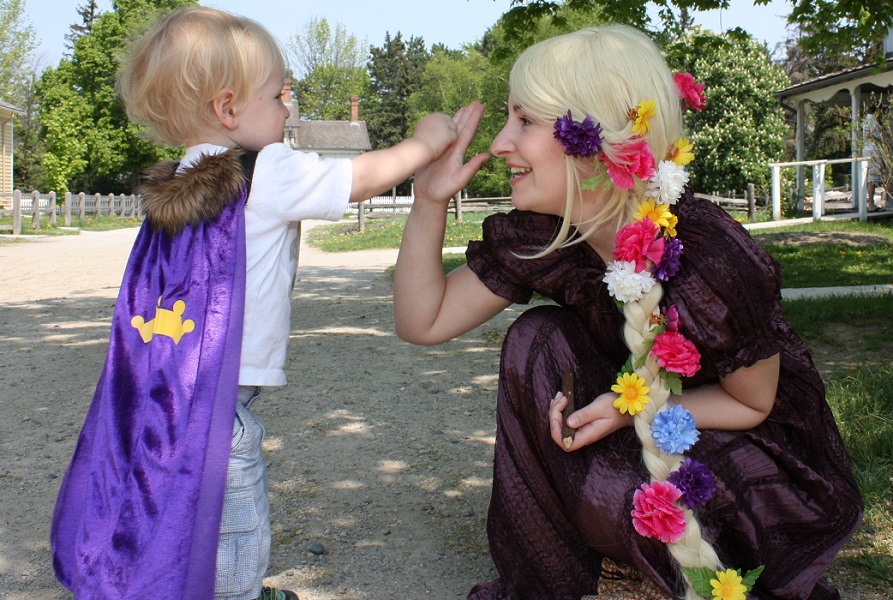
[776,57,893,105]
[287,120,372,152]
[0,101,24,116]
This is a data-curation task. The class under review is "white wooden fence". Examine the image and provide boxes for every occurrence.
[768,157,875,224]
[0,190,141,235]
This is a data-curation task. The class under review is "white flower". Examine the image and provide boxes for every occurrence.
[604,260,656,303]
[646,160,689,205]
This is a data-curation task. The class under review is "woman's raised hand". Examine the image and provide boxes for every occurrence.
[413,102,490,206]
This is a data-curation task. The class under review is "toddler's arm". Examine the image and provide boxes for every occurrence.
[350,112,457,202]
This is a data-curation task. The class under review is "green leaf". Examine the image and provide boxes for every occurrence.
[741,565,765,590]
[620,356,635,375]
[665,371,683,396]
[581,174,606,191]
[682,567,715,598]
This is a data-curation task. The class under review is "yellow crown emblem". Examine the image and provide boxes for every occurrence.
[131,297,196,344]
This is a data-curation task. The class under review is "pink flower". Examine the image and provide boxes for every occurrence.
[631,481,686,543]
[600,138,656,189]
[614,219,664,272]
[673,72,706,111]
[650,331,701,377]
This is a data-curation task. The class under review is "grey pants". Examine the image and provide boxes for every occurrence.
[215,387,271,599]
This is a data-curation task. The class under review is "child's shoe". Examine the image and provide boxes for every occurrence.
[257,586,299,600]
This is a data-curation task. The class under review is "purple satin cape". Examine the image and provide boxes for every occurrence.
[51,195,247,599]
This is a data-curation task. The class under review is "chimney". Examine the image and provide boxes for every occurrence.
[281,80,293,103]
[350,95,359,123]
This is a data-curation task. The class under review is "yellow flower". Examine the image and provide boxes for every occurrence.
[611,372,650,416]
[632,99,656,136]
[665,213,678,237]
[670,138,694,166]
[711,569,747,600]
[634,200,674,230]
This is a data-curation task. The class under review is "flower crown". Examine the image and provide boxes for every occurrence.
[554,73,764,599]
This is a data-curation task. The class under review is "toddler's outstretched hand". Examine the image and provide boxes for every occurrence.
[413,112,459,161]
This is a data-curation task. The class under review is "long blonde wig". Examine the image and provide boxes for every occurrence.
[511,25,725,598]
[509,24,683,253]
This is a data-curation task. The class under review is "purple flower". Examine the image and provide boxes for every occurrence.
[651,404,699,454]
[662,305,679,332]
[655,237,683,282]
[553,110,603,158]
[667,459,716,509]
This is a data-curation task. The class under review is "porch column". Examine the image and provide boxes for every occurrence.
[850,85,862,211]
[796,100,806,200]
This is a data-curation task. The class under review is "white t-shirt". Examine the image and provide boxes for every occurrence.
[179,143,352,386]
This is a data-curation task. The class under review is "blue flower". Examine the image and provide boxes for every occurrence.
[553,110,603,158]
[667,459,716,509]
[651,404,699,454]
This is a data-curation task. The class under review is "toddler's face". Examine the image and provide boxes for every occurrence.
[232,73,290,150]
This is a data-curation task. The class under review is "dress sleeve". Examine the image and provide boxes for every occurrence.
[668,197,784,378]
[465,211,568,304]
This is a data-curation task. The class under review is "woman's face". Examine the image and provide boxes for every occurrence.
[490,95,569,216]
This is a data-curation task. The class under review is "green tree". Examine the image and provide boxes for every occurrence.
[460,4,606,196]
[408,45,509,196]
[497,1,893,65]
[365,32,428,152]
[288,17,370,120]
[64,0,100,55]
[37,0,194,193]
[13,69,45,191]
[666,28,789,194]
[0,0,36,105]
[36,62,89,194]
[364,32,428,193]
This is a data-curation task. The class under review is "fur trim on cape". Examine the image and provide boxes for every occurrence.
[138,148,247,235]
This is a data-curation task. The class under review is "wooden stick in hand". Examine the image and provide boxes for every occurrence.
[561,369,575,450]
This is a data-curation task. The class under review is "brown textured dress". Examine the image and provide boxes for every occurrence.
[464,191,863,600]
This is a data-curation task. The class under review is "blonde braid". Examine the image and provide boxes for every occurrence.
[621,264,723,598]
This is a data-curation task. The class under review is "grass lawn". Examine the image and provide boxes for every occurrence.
[0,214,142,237]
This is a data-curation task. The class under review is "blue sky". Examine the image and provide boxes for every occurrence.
[27,0,792,70]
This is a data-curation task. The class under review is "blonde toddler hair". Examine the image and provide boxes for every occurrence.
[117,6,286,146]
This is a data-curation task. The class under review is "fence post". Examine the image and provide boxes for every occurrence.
[31,191,40,229]
[12,189,21,235]
[453,193,463,221]
[49,192,57,226]
[79,193,85,220]
[812,163,825,222]
[771,165,781,221]
[64,192,72,226]
[747,183,755,221]
[358,200,366,233]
